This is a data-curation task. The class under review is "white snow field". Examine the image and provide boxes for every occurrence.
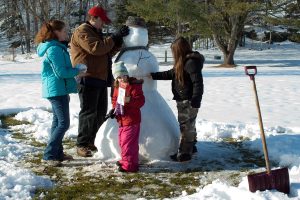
[0,40,299,199]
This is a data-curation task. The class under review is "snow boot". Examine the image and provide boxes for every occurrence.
[170,153,178,161]
[193,145,198,154]
[88,144,98,152]
[116,161,122,167]
[118,166,128,173]
[59,153,74,161]
[77,147,92,157]
[177,153,192,162]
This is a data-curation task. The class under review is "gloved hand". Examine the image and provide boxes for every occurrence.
[108,108,115,119]
[75,64,87,73]
[112,25,130,46]
[115,25,130,38]
[191,98,201,109]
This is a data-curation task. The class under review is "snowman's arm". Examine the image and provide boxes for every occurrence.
[76,31,115,56]
[150,69,174,80]
[126,84,145,109]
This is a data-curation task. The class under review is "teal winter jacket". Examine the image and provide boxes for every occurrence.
[37,40,79,98]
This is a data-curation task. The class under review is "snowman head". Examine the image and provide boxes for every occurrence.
[123,16,148,47]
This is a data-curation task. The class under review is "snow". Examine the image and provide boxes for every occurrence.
[0,40,299,199]
[124,27,148,47]
[0,128,52,199]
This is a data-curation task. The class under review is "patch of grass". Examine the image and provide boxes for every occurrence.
[30,138,46,148]
[11,132,28,140]
[222,137,266,168]
[170,173,199,186]
[26,152,43,166]
[63,138,76,149]
[33,170,204,199]
[228,172,242,187]
[0,114,30,128]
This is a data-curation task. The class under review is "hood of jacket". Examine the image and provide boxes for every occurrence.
[37,40,67,57]
[186,51,205,63]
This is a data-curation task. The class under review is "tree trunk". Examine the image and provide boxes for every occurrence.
[79,0,83,22]
[83,0,90,22]
[223,51,235,66]
[25,4,31,53]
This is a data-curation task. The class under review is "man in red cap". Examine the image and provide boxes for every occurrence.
[70,5,129,157]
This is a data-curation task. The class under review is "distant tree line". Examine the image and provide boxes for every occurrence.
[0,0,299,66]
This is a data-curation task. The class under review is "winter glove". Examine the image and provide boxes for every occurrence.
[115,25,130,38]
[191,98,201,109]
[75,64,87,73]
[112,25,130,46]
[108,108,116,119]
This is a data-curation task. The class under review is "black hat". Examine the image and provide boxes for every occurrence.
[125,16,146,28]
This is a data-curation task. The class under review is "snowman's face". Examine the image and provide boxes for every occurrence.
[123,27,148,47]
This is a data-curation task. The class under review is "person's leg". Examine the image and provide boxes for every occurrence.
[176,100,198,161]
[43,95,70,161]
[77,85,100,148]
[118,126,125,166]
[90,86,108,145]
[119,124,140,172]
[50,108,58,135]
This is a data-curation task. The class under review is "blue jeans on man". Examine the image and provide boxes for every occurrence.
[43,95,70,161]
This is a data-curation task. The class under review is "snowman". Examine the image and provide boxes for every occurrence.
[94,16,180,161]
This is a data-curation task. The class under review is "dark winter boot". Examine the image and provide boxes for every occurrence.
[192,145,198,154]
[118,166,128,173]
[116,161,122,167]
[180,142,194,155]
[170,153,178,161]
[177,153,192,162]
[193,139,198,154]
[88,144,98,152]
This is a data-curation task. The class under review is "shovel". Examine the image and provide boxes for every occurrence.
[245,66,290,194]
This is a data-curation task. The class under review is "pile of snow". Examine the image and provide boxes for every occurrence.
[248,134,300,167]
[0,129,52,199]
[169,174,300,200]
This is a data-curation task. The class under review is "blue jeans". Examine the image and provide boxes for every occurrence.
[43,95,70,160]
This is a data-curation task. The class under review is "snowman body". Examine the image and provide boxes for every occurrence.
[94,27,180,161]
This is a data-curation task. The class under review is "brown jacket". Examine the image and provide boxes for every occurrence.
[70,22,115,81]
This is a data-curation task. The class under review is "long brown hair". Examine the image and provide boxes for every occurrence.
[171,37,192,86]
[34,20,65,44]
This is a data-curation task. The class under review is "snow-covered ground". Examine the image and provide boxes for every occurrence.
[0,128,52,199]
[0,41,299,199]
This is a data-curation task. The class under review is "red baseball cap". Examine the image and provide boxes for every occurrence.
[88,6,111,24]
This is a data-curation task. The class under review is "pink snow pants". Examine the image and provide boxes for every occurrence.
[118,124,140,172]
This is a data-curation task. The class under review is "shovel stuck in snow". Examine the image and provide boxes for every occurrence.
[245,66,290,194]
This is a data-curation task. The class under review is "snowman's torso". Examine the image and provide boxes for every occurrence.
[94,27,180,161]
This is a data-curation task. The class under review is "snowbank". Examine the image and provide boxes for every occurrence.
[0,129,52,199]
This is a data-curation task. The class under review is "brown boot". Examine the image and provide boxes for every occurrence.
[61,153,74,161]
[88,144,98,152]
[77,147,92,157]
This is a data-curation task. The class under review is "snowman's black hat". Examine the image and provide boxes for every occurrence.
[125,16,146,28]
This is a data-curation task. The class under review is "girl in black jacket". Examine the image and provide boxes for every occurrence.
[149,37,204,162]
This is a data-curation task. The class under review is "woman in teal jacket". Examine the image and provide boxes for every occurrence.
[35,20,86,166]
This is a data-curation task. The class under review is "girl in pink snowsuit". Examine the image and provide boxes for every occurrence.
[111,61,145,172]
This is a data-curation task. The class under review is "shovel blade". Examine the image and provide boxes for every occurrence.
[248,167,290,194]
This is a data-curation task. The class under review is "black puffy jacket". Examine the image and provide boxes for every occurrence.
[151,51,204,108]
